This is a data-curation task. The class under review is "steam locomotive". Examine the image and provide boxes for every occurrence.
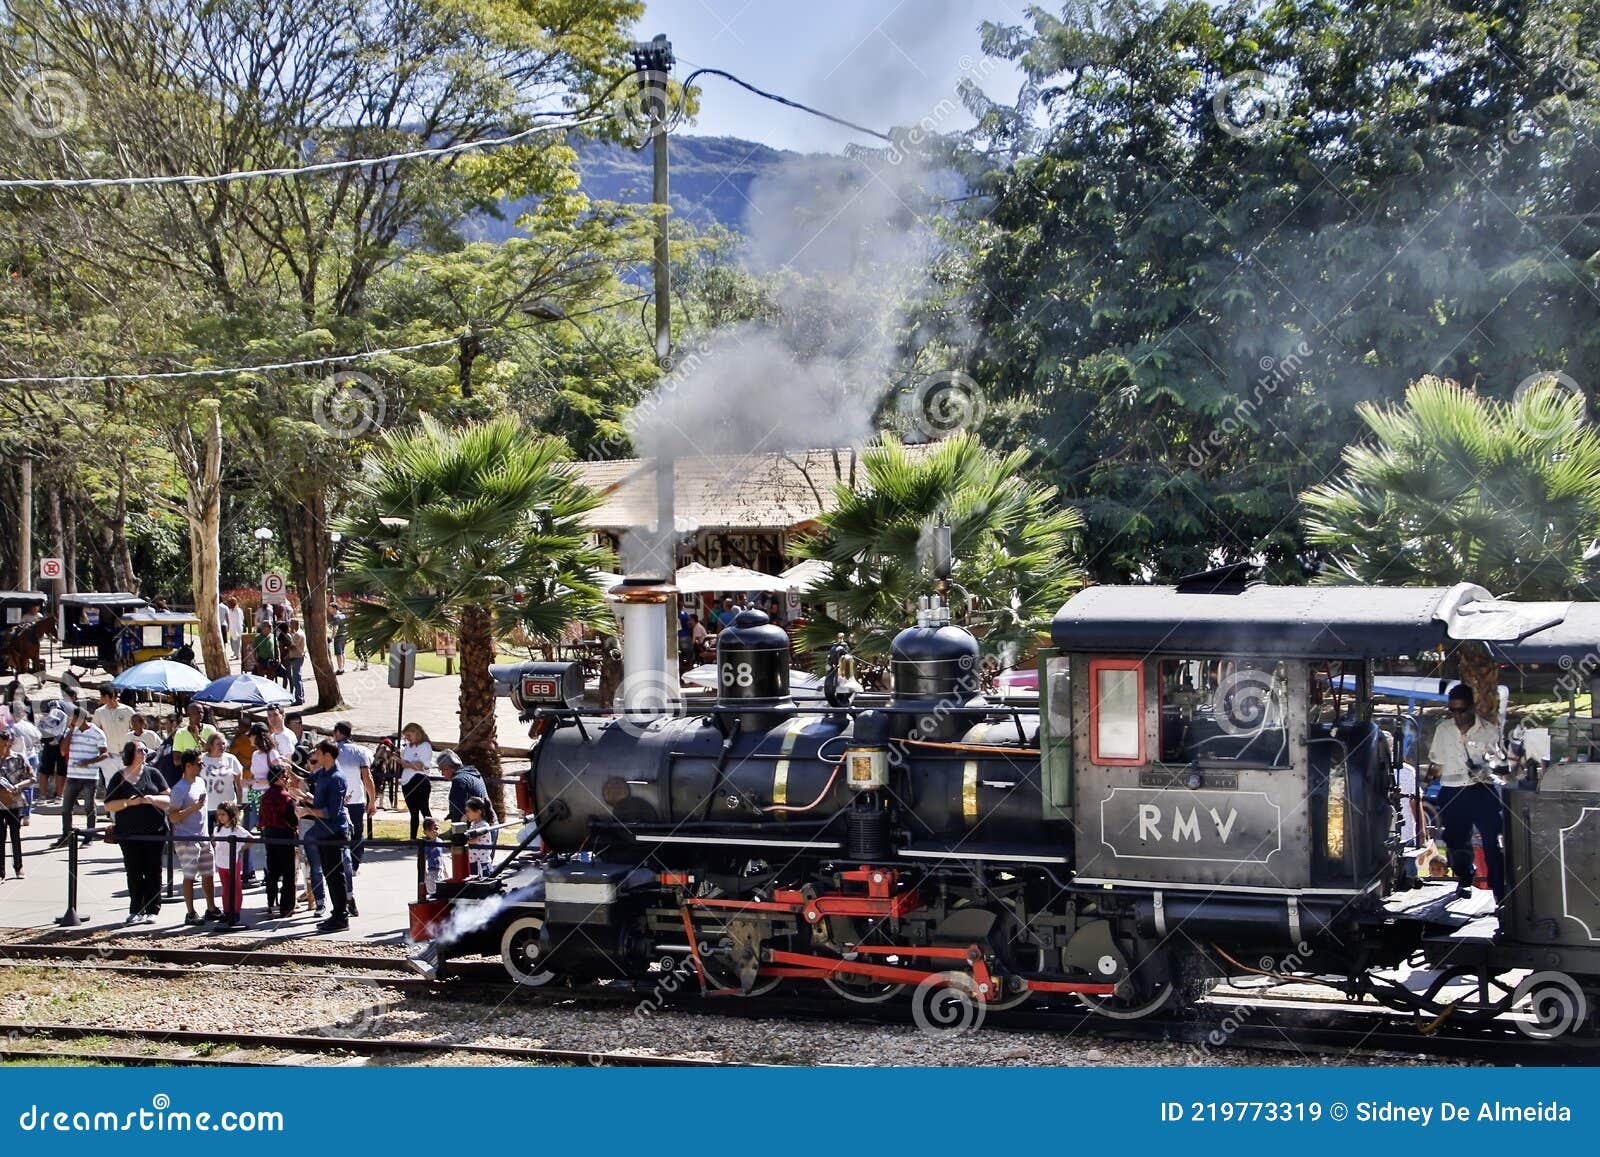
[415,567,1600,1034]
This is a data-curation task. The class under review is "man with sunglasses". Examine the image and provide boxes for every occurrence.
[1426,684,1507,902]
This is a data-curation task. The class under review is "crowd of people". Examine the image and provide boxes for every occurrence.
[0,687,501,935]
[215,595,353,702]
[677,592,791,669]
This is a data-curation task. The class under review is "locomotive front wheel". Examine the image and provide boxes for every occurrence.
[501,916,558,987]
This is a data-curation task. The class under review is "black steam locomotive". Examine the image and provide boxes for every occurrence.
[418,569,1600,1034]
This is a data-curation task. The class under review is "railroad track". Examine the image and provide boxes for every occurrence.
[0,1022,734,1068]
[4,941,1592,1065]
[0,942,507,986]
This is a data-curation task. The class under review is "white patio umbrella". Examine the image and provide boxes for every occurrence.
[778,558,830,593]
[674,563,790,594]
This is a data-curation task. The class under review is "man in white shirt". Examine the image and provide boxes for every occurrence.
[225,598,245,664]
[126,714,162,755]
[332,722,376,900]
[266,706,296,762]
[55,707,108,846]
[93,688,134,788]
[1426,684,1506,901]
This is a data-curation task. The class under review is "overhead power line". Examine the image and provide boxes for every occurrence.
[0,113,606,191]
[681,67,894,143]
[0,338,459,386]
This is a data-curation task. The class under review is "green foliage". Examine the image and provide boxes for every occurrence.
[1302,376,1600,599]
[945,0,1600,581]
[338,414,614,650]
[795,435,1085,660]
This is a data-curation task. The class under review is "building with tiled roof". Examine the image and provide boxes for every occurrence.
[569,446,933,573]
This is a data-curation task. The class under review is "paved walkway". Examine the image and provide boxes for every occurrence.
[0,789,452,945]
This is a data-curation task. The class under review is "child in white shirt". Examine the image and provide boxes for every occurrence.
[463,798,494,878]
[212,801,254,928]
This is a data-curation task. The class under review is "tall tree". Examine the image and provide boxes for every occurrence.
[2,0,645,705]
[795,435,1084,661]
[339,415,610,810]
[945,0,1600,581]
[1302,375,1600,708]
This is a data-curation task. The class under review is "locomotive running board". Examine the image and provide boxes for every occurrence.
[635,833,842,850]
[901,848,1071,864]
[1070,876,1383,896]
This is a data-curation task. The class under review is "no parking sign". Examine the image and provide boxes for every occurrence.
[39,557,63,581]
[261,571,287,605]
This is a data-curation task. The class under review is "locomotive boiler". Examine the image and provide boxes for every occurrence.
[417,567,1600,1034]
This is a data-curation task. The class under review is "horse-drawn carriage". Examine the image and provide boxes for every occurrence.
[0,591,52,676]
[58,593,199,675]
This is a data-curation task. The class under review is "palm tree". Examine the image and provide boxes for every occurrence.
[795,435,1085,663]
[339,415,611,810]
[1302,376,1600,710]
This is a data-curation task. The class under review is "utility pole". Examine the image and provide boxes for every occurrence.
[631,33,677,582]
[632,33,674,368]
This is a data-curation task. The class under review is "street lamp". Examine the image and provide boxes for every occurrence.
[253,526,273,569]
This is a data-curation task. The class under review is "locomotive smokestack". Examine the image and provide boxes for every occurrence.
[609,577,678,716]
[607,458,679,717]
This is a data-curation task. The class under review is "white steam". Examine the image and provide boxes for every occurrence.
[622,153,956,571]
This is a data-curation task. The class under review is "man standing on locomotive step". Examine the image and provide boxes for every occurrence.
[1427,684,1507,903]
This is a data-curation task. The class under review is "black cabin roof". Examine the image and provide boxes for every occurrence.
[1051,583,1569,659]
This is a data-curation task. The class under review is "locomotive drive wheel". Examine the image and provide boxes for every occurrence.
[951,897,1035,1011]
[825,974,907,1003]
[1080,955,1212,1021]
[1078,982,1185,1020]
[501,916,558,987]
[822,915,907,1003]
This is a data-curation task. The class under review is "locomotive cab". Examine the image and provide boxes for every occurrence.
[1048,570,1571,958]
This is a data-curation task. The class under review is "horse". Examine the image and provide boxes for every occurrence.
[0,613,55,677]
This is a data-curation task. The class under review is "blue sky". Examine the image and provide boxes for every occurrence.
[637,0,1027,153]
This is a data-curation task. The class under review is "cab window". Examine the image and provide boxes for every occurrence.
[1157,657,1290,767]
[1089,658,1144,764]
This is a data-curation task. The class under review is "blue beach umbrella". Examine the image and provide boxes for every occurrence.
[191,672,295,706]
[110,660,210,695]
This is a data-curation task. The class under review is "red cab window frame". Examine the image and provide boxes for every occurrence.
[1089,658,1145,766]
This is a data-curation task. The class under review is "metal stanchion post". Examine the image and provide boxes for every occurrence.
[165,837,175,898]
[227,831,238,918]
[55,827,82,926]
[415,838,425,902]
